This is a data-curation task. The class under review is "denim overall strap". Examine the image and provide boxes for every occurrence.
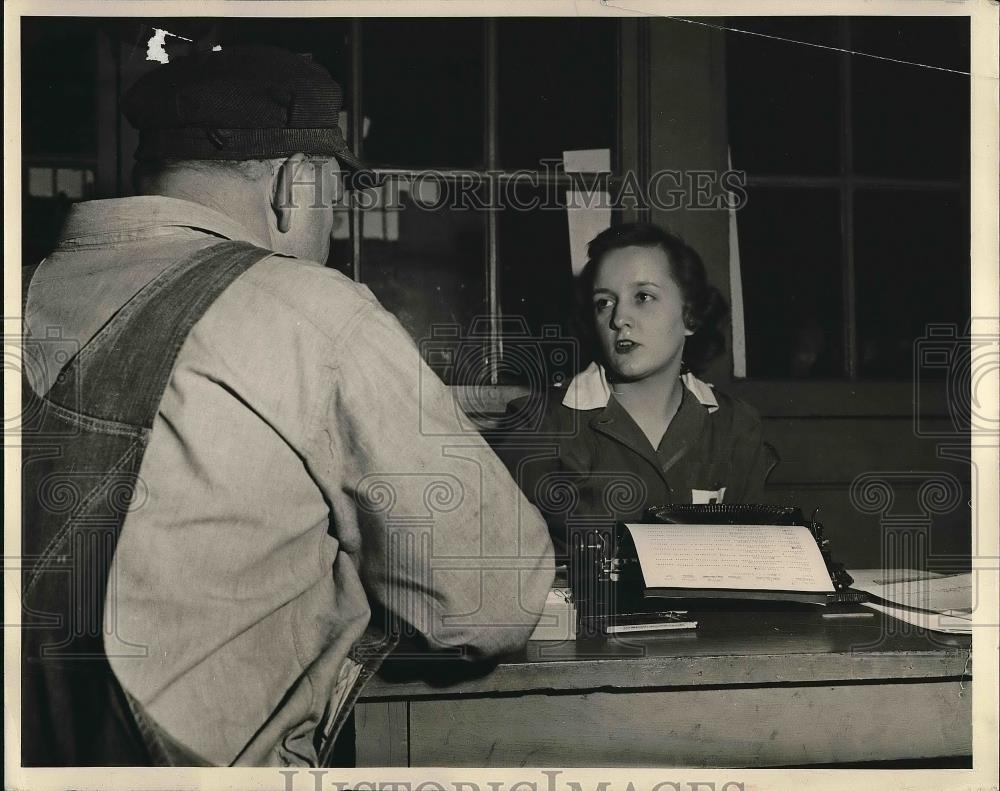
[42,241,280,427]
[21,241,276,766]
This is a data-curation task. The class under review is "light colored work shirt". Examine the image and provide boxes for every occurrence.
[25,195,554,766]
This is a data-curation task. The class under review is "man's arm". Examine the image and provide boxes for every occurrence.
[307,303,555,658]
[489,394,574,559]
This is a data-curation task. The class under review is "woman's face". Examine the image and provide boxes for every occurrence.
[591,244,692,383]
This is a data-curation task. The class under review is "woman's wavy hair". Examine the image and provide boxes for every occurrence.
[577,222,728,375]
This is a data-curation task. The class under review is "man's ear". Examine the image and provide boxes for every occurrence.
[271,152,308,234]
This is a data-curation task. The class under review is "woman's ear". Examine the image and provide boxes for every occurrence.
[682,305,698,337]
[271,152,308,234]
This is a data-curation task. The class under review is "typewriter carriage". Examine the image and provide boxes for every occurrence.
[569,504,857,636]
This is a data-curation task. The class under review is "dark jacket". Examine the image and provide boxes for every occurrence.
[492,366,778,558]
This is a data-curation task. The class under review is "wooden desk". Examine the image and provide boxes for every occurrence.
[354,610,972,767]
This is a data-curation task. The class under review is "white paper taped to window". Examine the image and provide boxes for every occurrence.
[563,148,611,174]
[727,147,747,379]
[564,149,612,276]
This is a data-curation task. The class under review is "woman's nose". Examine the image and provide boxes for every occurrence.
[611,307,633,329]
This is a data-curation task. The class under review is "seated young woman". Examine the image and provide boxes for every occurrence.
[494,222,777,559]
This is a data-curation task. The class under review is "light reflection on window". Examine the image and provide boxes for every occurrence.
[26,166,94,200]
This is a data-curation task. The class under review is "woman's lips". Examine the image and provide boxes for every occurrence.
[615,339,639,354]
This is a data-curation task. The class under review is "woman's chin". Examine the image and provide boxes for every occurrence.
[604,356,679,385]
[605,361,650,383]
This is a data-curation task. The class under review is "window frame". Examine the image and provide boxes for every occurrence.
[90,17,963,420]
[341,18,629,406]
[727,17,969,386]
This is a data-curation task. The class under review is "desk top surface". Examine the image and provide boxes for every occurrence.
[362,609,972,699]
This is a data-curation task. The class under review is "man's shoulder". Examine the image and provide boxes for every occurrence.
[246,254,377,306]
[234,253,383,339]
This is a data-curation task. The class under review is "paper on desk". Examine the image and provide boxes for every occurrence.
[624,523,835,593]
[546,587,573,604]
[862,601,971,634]
[848,569,972,615]
[530,587,576,641]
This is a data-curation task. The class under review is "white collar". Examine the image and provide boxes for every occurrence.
[561,361,719,413]
[57,196,271,250]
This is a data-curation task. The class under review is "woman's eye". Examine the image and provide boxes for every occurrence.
[636,292,654,304]
[594,298,613,312]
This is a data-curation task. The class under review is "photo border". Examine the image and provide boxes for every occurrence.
[4,2,997,790]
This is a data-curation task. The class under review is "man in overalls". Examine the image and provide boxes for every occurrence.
[21,45,554,767]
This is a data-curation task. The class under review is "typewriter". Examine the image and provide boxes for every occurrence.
[570,504,859,637]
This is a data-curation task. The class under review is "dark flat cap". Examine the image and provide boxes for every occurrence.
[123,45,363,167]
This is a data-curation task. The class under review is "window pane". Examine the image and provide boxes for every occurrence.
[22,18,101,266]
[360,179,488,385]
[737,187,844,378]
[362,20,484,168]
[855,189,969,379]
[498,20,617,171]
[22,18,98,157]
[498,186,587,386]
[851,18,970,180]
[325,205,354,278]
[221,17,351,79]
[725,18,840,176]
[23,195,73,268]
[28,167,54,198]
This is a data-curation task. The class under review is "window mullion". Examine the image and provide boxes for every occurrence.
[350,20,363,283]
[839,19,858,380]
[636,19,651,224]
[486,19,500,386]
